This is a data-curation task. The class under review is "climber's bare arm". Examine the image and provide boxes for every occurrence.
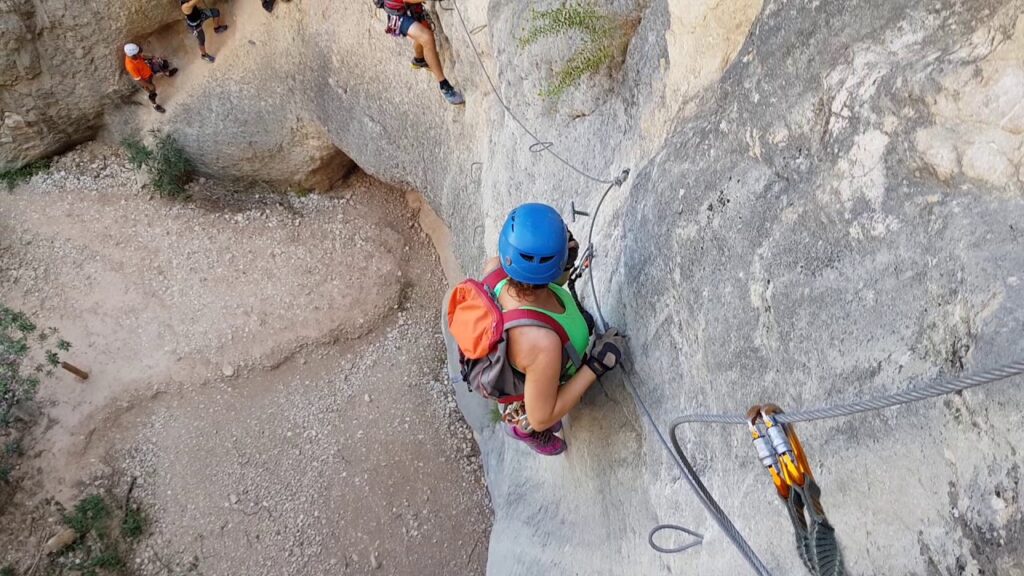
[513,326,597,431]
[180,0,200,14]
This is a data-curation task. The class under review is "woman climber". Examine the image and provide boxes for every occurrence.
[379,0,465,105]
[479,203,625,455]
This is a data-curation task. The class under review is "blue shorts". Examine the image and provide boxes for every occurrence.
[386,12,429,37]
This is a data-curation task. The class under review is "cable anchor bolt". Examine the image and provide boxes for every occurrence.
[570,200,591,223]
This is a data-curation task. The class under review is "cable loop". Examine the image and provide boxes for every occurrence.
[649,524,704,554]
[447,0,619,185]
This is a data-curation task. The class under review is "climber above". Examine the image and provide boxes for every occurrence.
[476,204,624,455]
[180,0,228,63]
[379,0,465,105]
[123,43,178,114]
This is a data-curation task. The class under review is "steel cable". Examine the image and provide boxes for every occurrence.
[668,359,1024,431]
[445,0,619,185]
[577,176,772,575]
[577,170,1024,575]
[436,0,1024,572]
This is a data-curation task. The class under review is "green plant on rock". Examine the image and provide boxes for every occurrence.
[0,305,70,431]
[120,133,195,199]
[150,134,194,198]
[64,494,110,535]
[0,159,51,191]
[518,2,637,98]
[120,506,147,540]
[56,491,150,575]
[0,440,22,484]
[121,137,153,169]
[1,305,69,486]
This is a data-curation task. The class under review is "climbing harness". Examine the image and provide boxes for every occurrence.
[748,405,844,576]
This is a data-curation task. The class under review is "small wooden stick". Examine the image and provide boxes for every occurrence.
[123,476,138,513]
[60,361,89,380]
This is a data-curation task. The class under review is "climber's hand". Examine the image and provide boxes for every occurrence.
[565,229,579,272]
[585,328,625,377]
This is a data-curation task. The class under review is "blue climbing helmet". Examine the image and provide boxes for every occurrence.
[498,203,568,285]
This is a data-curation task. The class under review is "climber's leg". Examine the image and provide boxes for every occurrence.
[192,27,210,57]
[410,39,428,69]
[405,21,444,83]
[209,8,228,33]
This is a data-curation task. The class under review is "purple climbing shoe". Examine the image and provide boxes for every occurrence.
[505,424,566,456]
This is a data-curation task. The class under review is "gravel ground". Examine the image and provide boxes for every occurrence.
[0,143,491,575]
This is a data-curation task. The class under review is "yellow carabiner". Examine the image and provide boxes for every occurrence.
[747,405,791,499]
[761,404,810,488]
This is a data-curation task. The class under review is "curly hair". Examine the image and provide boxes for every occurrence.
[505,278,548,301]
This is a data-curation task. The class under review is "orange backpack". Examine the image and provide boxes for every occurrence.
[445,268,580,403]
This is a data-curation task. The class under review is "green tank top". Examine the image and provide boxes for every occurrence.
[494,279,591,378]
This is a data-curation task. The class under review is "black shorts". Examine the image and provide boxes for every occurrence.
[146,57,171,75]
[186,8,220,45]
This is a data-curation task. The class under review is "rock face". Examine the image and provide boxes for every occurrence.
[7,0,1024,574]
[0,0,180,167]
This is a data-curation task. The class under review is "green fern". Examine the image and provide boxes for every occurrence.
[121,137,153,169]
[122,133,195,199]
[542,41,617,98]
[518,4,613,48]
[519,2,634,98]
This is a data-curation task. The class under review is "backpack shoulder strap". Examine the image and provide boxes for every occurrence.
[481,266,508,291]
[503,309,568,342]
[502,309,582,370]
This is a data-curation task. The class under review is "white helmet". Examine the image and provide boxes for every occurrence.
[124,43,140,57]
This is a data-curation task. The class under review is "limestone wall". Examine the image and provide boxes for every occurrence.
[3,0,1024,573]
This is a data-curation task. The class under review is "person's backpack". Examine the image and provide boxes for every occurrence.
[445,267,582,404]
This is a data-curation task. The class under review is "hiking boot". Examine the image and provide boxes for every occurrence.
[214,25,229,33]
[505,424,566,456]
[167,67,179,77]
[262,0,274,12]
[201,53,215,63]
[411,57,429,70]
[153,104,166,113]
[440,84,465,105]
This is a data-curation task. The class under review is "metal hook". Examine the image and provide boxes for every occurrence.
[570,200,591,223]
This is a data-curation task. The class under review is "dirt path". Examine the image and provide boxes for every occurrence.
[0,143,490,574]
